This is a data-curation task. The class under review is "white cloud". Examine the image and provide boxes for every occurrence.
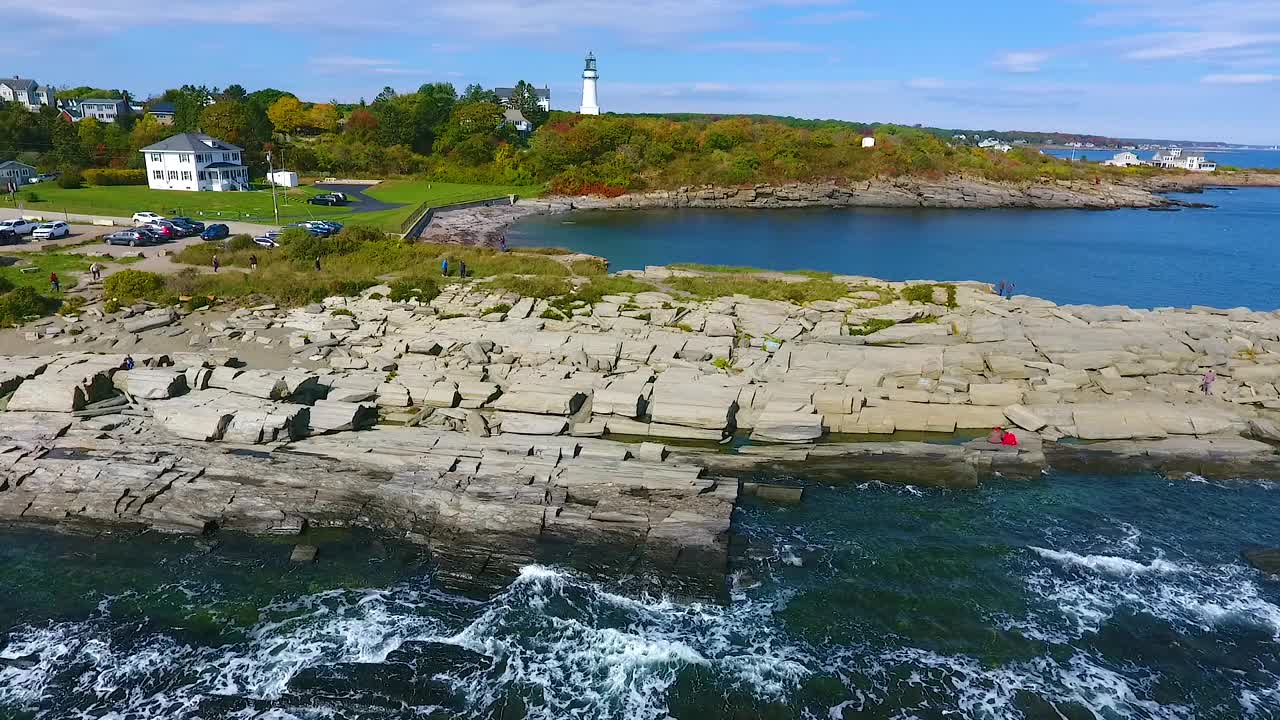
[1125,31,1280,59]
[1201,72,1280,84]
[308,56,432,77]
[993,51,1050,73]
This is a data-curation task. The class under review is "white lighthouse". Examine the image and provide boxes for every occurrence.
[579,52,600,115]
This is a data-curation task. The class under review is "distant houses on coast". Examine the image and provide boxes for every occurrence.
[1103,147,1217,172]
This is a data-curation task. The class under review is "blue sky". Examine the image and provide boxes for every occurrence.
[6,0,1279,143]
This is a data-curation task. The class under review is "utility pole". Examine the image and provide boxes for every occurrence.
[267,150,280,225]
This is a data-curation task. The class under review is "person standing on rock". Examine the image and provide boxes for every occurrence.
[988,427,1004,444]
[1201,370,1216,397]
[249,254,258,271]
[212,255,220,273]
[89,262,102,282]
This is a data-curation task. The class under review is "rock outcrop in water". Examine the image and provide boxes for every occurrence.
[4,266,1280,594]
[605,178,1174,210]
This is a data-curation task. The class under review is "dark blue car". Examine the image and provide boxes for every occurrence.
[201,223,230,241]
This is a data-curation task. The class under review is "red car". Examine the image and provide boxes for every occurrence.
[141,221,176,240]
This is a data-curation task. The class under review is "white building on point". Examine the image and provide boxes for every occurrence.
[579,52,600,115]
[1151,147,1217,172]
[141,133,250,192]
[1103,151,1145,167]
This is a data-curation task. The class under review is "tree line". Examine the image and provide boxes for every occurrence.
[1,79,1136,193]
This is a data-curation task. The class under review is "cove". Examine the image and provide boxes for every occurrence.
[509,187,1280,310]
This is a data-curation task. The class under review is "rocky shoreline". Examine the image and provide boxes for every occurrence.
[425,172,1280,246]
[3,266,1280,597]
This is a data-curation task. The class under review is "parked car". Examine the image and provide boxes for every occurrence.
[287,221,335,237]
[104,230,154,247]
[136,227,165,243]
[201,223,230,241]
[169,217,205,234]
[0,228,18,245]
[306,194,344,206]
[131,212,165,226]
[27,174,57,185]
[32,221,71,240]
[0,218,37,236]
[141,221,177,241]
[317,220,344,233]
[253,231,281,248]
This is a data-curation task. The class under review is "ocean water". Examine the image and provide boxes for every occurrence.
[1044,148,1280,169]
[508,187,1280,310]
[3,472,1278,719]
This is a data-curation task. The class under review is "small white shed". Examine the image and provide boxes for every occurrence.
[268,170,299,188]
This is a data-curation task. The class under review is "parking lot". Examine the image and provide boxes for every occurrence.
[0,214,277,257]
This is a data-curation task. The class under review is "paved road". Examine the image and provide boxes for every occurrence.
[315,183,405,214]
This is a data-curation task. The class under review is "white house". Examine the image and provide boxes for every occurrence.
[0,77,53,110]
[268,170,298,188]
[1151,147,1217,172]
[0,160,35,187]
[495,86,550,112]
[59,98,128,123]
[141,133,249,192]
[503,107,533,134]
[861,136,876,149]
[1103,151,1145,167]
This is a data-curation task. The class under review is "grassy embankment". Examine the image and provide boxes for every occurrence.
[0,180,541,231]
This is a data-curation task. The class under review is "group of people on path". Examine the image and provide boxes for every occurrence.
[211,254,267,273]
[441,258,467,278]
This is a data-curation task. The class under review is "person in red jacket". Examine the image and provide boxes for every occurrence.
[1001,430,1019,446]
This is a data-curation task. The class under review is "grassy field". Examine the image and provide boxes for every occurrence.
[0,252,94,296]
[1,179,542,230]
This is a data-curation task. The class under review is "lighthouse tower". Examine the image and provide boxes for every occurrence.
[579,52,600,115]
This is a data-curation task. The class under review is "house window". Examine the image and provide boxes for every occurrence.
[222,153,229,161]
[198,171,205,180]
[181,171,191,181]
[181,154,191,163]
[152,170,163,179]
[168,171,178,180]
[232,153,239,161]
[151,153,161,162]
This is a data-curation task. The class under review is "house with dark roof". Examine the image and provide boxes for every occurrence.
[0,76,53,110]
[494,86,550,112]
[141,133,248,192]
[146,102,177,125]
[57,98,128,123]
[0,160,36,185]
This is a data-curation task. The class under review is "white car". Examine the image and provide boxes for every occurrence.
[132,212,165,226]
[32,221,71,240]
[0,218,37,235]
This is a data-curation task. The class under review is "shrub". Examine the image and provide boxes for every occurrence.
[489,274,571,299]
[387,275,441,303]
[276,227,313,247]
[103,269,167,303]
[0,276,12,294]
[847,318,897,336]
[83,168,148,186]
[331,308,354,317]
[0,286,56,326]
[22,190,40,203]
[569,257,608,276]
[58,296,87,316]
[103,298,121,314]
[576,276,657,304]
[900,283,958,308]
[335,225,386,244]
[227,235,256,252]
[56,169,83,189]
[184,295,211,312]
[668,276,849,304]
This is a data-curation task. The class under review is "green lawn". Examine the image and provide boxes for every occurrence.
[0,252,94,295]
[2,179,542,231]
